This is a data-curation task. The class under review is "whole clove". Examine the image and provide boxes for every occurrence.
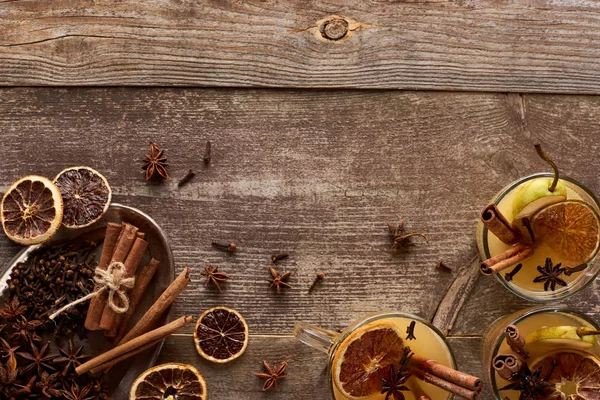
[211,242,237,253]
[271,254,289,264]
[177,169,196,187]
[308,272,325,293]
[203,141,212,165]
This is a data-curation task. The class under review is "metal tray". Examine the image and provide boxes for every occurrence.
[0,203,175,400]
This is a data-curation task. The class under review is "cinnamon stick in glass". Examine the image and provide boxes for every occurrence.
[481,204,522,245]
[112,258,161,342]
[412,369,480,400]
[84,222,123,331]
[480,242,534,275]
[506,325,529,359]
[493,354,522,380]
[411,354,482,391]
[76,315,193,375]
[99,236,149,333]
[117,267,191,346]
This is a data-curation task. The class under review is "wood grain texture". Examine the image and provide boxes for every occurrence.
[2,0,600,92]
[1,88,600,398]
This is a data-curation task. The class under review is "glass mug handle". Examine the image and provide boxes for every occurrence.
[293,323,340,354]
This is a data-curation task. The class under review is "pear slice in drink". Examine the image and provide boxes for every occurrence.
[525,326,600,355]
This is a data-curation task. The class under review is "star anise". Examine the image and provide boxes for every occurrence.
[0,337,19,361]
[200,265,230,293]
[499,363,554,400]
[11,316,42,343]
[11,376,36,397]
[267,266,292,294]
[61,381,95,400]
[386,219,428,253]
[54,339,89,376]
[36,371,62,398]
[381,347,413,400]
[254,360,287,391]
[142,142,169,180]
[533,258,567,291]
[0,297,27,321]
[17,340,56,376]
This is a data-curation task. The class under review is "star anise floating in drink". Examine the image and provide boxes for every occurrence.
[142,142,169,181]
[533,258,567,291]
[498,363,554,399]
[254,360,288,391]
[200,265,230,293]
[381,347,413,400]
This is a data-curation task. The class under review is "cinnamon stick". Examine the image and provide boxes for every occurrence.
[480,242,534,275]
[493,354,522,381]
[112,258,161,342]
[117,267,191,346]
[481,204,522,245]
[85,223,123,331]
[89,337,164,374]
[99,236,149,333]
[506,325,529,359]
[76,315,193,375]
[412,369,480,400]
[411,354,482,391]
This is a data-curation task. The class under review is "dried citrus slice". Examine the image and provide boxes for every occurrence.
[531,350,600,399]
[194,306,249,363]
[531,200,600,265]
[1,175,63,245]
[53,166,111,229]
[129,363,207,400]
[332,321,404,398]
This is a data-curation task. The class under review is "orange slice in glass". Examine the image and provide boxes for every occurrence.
[531,350,600,399]
[1,175,63,245]
[532,200,600,264]
[129,363,208,400]
[332,321,404,399]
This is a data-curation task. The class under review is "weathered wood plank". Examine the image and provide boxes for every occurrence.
[2,1,600,92]
[155,335,485,399]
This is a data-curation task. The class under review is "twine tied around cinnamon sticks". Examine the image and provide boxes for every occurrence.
[49,261,135,320]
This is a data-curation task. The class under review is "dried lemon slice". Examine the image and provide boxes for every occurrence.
[1,175,63,245]
[532,200,600,265]
[532,350,600,399]
[54,166,111,229]
[129,363,207,400]
[194,306,249,363]
[332,321,404,399]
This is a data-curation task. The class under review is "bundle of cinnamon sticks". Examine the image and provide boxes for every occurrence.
[479,204,533,275]
[411,354,483,400]
[85,222,158,339]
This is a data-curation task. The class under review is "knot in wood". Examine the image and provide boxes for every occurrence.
[320,18,349,40]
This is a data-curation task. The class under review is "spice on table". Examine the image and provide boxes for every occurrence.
[386,219,428,253]
[177,169,196,187]
[268,266,292,294]
[254,360,288,391]
[435,261,452,273]
[53,339,89,376]
[16,340,56,376]
[142,142,169,181]
[211,241,237,253]
[201,265,230,293]
[271,253,289,264]
[203,140,212,165]
[308,272,325,293]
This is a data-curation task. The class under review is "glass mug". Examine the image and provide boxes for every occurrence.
[482,306,600,400]
[293,311,457,400]
[476,173,600,302]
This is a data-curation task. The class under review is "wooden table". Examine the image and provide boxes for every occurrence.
[2,1,600,399]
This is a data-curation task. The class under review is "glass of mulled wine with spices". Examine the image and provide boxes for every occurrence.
[476,144,600,301]
[482,306,600,399]
[293,311,482,400]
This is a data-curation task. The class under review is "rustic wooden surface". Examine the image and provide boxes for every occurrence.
[3,0,600,92]
[1,88,600,399]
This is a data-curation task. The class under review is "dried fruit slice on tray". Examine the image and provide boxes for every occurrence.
[194,306,249,363]
[332,321,405,399]
[129,363,207,400]
[1,175,63,245]
[54,166,111,228]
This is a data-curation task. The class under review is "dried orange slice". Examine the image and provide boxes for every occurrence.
[129,363,207,400]
[194,306,249,363]
[1,175,63,245]
[332,321,404,398]
[53,166,111,229]
[531,350,600,399]
[532,200,600,265]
